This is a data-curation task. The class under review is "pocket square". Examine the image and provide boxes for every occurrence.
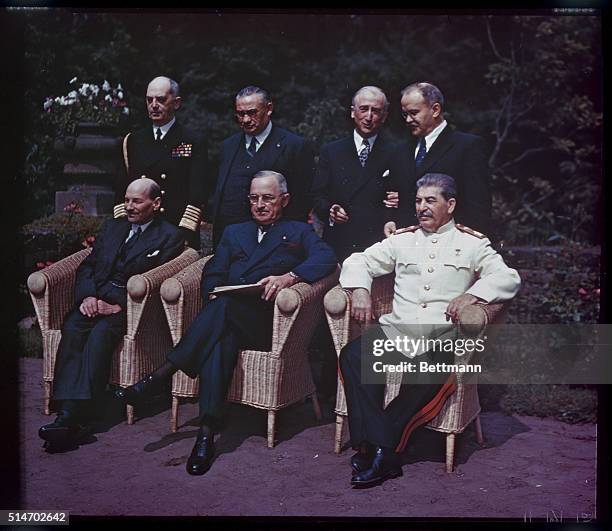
[382,169,390,178]
[146,250,160,257]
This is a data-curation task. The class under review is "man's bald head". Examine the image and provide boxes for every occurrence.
[124,178,161,225]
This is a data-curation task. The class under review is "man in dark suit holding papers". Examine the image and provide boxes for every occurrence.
[117,170,337,476]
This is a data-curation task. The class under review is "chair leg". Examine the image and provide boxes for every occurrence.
[334,414,344,454]
[44,381,52,415]
[446,433,456,473]
[267,410,276,449]
[171,396,179,433]
[126,404,134,425]
[474,414,484,445]
[311,393,322,421]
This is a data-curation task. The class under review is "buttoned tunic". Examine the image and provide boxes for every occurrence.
[340,219,521,354]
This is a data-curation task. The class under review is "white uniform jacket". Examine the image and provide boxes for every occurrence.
[340,219,521,352]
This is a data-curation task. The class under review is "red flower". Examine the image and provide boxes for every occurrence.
[82,235,96,248]
[578,287,588,296]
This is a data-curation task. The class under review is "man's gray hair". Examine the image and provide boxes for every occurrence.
[149,76,180,97]
[352,86,389,111]
[401,82,444,110]
[416,173,456,200]
[252,170,288,194]
[235,86,270,104]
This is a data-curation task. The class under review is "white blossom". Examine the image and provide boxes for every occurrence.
[117,83,123,90]
[69,76,78,84]
[122,107,130,115]
[91,85,100,96]
[43,98,53,111]
[102,80,111,91]
[117,91,124,100]
[104,94,112,103]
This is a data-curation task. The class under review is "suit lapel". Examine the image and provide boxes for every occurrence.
[254,125,286,171]
[234,221,259,259]
[122,217,162,264]
[348,135,392,201]
[417,126,455,177]
[242,221,288,274]
[216,133,243,200]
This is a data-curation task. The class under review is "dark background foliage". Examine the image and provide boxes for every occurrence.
[19,10,602,246]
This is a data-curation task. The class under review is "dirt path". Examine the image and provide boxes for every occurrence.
[19,358,596,519]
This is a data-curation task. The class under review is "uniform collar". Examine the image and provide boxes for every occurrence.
[422,218,455,235]
[151,116,176,139]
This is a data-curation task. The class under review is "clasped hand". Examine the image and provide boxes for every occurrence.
[79,296,122,317]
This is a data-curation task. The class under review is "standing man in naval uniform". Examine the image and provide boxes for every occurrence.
[339,173,520,488]
[210,85,315,248]
[114,76,208,249]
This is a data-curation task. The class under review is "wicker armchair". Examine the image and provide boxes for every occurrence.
[160,257,340,448]
[324,273,509,472]
[27,247,200,424]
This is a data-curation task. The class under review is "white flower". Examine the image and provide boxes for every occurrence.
[102,80,111,91]
[122,107,130,115]
[67,90,78,99]
[78,83,89,97]
[69,76,77,84]
[91,85,99,96]
[117,91,123,100]
[104,94,112,103]
[117,83,123,90]
[43,98,53,111]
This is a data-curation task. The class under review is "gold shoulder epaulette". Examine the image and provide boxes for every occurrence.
[393,225,420,235]
[456,223,486,239]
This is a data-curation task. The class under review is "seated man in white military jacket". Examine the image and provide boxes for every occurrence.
[339,173,520,488]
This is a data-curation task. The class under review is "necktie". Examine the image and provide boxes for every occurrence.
[257,225,269,243]
[155,128,162,141]
[121,226,142,257]
[359,138,370,167]
[247,136,258,157]
[415,137,427,167]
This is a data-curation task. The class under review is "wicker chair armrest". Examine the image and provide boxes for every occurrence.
[160,256,212,345]
[27,248,92,331]
[271,267,340,357]
[125,248,199,337]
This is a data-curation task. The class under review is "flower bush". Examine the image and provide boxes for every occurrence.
[43,77,129,136]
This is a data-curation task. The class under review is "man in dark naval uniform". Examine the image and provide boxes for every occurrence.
[39,178,185,451]
[210,85,315,248]
[114,76,208,249]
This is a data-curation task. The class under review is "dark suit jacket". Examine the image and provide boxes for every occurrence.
[74,217,185,308]
[312,133,397,262]
[211,124,315,244]
[391,126,492,235]
[201,219,337,297]
[116,121,208,240]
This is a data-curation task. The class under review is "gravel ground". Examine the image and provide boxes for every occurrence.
[19,358,596,520]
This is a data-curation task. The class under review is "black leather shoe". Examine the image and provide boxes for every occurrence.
[186,430,215,476]
[114,374,164,405]
[351,444,375,475]
[351,446,403,488]
[38,410,83,447]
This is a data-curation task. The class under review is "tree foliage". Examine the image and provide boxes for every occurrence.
[18,10,602,244]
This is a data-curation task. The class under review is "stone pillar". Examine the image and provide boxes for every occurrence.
[54,122,122,216]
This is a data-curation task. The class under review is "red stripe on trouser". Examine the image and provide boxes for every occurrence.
[394,374,457,453]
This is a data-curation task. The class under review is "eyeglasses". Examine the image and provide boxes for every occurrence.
[235,109,260,119]
[248,193,283,205]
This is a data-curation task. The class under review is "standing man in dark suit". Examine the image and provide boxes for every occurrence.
[211,86,315,247]
[386,82,491,236]
[312,86,398,263]
[117,171,337,476]
[39,178,185,450]
[114,76,208,250]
